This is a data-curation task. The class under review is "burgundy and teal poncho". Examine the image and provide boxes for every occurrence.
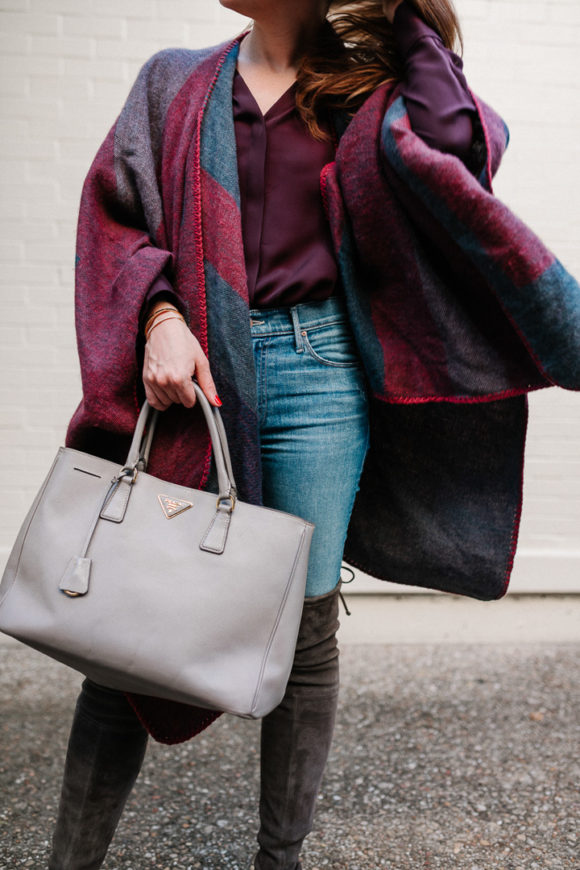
[66,34,580,741]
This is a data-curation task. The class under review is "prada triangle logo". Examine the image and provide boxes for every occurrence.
[158,494,193,519]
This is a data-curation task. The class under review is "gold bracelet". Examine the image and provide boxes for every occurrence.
[145,314,186,341]
[145,308,185,336]
[144,306,180,330]
[145,314,185,340]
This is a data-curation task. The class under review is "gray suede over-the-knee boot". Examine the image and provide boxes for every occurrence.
[254,583,341,870]
[48,679,148,870]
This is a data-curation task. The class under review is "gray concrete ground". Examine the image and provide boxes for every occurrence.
[1,596,579,870]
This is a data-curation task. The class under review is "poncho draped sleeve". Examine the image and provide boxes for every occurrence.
[66,47,219,493]
[378,89,580,393]
[70,104,173,439]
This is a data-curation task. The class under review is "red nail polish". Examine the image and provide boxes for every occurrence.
[214,395,222,406]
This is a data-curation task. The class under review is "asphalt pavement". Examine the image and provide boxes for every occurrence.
[1,595,578,870]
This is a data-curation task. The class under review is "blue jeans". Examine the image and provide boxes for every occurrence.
[248,296,370,598]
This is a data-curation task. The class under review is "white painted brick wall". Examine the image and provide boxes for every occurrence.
[1,0,579,593]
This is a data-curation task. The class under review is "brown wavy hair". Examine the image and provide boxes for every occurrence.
[294,0,464,140]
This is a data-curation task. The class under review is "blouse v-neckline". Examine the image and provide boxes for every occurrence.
[234,68,297,121]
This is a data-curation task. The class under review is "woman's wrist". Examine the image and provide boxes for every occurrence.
[145,313,186,341]
[144,301,185,340]
[139,277,182,333]
[146,297,177,316]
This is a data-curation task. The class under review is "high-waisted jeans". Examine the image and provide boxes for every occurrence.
[248,295,370,597]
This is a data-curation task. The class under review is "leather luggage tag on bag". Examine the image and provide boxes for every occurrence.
[59,557,91,597]
[158,494,193,519]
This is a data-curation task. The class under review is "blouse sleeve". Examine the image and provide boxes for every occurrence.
[392,1,477,160]
[139,273,185,334]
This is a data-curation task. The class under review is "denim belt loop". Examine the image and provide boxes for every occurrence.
[290,306,305,353]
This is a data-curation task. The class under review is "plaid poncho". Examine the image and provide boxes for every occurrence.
[66,35,580,741]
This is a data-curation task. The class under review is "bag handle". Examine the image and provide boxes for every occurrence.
[60,385,239,596]
[125,381,237,504]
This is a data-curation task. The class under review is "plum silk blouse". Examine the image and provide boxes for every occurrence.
[144,1,477,315]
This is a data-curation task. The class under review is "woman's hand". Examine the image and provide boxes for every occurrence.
[142,306,221,411]
[382,0,404,24]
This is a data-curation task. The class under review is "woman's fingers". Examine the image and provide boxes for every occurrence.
[145,365,195,409]
[174,374,198,408]
[193,350,221,408]
[144,380,173,412]
[142,318,221,410]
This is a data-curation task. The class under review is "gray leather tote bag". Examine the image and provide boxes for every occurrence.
[0,384,314,718]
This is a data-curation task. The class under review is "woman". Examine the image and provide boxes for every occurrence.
[51,0,580,867]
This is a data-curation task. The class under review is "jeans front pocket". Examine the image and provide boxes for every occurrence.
[301,321,361,368]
